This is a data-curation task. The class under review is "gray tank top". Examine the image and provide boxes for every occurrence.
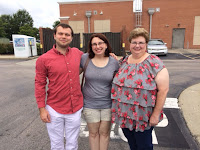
[80,53,119,109]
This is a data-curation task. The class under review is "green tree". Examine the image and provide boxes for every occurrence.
[0,14,13,39]
[12,9,33,35]
[53,20,60,28]
[19,25,39,39]
[0,17,6,37]
[0,9,36,40]
[32,27,40,40]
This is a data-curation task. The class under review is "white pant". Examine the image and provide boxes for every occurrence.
[46,105,82,150]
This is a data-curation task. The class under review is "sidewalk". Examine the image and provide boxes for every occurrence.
[0,55,38,60]
[179,83,200,147]
[0,49,200,147]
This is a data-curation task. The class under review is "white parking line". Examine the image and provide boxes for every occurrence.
[180,53,195,60]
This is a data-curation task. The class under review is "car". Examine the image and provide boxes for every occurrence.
[147,39,168,55]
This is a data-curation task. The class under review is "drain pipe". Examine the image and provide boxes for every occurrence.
[148,8,155,39]
[85,11,92,33]
[87,17,90,33]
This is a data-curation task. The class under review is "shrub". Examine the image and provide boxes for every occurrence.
[0,38,10,44]
[0,43,42,55]
[0,43,14,54]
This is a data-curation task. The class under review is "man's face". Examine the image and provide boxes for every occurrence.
[54,26,73,49]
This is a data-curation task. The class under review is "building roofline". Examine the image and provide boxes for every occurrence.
[58,0,132,5]
[59,16,70,20]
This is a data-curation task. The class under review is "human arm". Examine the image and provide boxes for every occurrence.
[80,53,86,75]
[109,53,119,61]
[149,68,169,126]
[35,58,49,122]
[79,50,84,75]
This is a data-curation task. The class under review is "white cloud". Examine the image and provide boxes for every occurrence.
[0,0,60,28]
[0,0,97,28]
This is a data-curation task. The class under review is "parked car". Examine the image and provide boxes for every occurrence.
[147,39,168,55]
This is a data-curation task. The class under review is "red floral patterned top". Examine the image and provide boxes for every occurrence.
[111,54,165,132]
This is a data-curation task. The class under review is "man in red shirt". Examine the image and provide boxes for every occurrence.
[35,23,83,150]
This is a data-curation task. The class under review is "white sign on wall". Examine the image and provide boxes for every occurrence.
[133,0,143,12]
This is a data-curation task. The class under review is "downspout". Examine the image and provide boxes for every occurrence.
[87,17,90,33]
[148,8,155,39]
[149,14,152,39]
[85,11,92,33]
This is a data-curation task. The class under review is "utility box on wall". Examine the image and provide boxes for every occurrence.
[12,34,37,58]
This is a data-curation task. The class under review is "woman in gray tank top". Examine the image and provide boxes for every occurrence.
[80,33,119,150]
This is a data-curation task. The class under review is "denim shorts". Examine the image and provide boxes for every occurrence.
[83,108,111,123]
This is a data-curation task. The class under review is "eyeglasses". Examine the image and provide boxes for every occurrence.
[131,42,146,46]
[91,42,105,47]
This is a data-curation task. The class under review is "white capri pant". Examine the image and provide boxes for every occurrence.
[46,105,82,150]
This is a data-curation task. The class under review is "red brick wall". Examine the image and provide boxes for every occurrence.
[143,0,200,49]
[59,1,134,49]
[59,0,200,50]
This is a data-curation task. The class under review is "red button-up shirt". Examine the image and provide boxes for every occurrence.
[35,45,83,114]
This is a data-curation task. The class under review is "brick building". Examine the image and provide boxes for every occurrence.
[58,0,200,50]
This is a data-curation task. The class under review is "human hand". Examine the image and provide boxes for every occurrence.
[149,114,159,127]
[39,107,51,123]
[109,53,118,60]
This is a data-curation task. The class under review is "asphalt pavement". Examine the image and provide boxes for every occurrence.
[0,48,200,148]
[168,49,200,148]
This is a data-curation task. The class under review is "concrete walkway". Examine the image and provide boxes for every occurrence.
[179,83,200,146]
[0,55,38,60]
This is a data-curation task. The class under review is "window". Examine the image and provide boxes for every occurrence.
[94,20,110,33]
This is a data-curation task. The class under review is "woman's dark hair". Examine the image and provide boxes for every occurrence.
[53,23,74,37]
[88,33,112,58]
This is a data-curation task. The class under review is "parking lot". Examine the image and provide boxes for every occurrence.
[0,49,200,150]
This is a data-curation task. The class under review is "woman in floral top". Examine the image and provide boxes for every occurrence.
[111,28,169,150]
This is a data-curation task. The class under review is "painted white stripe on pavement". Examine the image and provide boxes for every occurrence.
[80,97,178,144]
[152,129,158,144]
[164,98,179,109]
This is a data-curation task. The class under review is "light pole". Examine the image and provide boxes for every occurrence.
[148,8,155,39]
[85,11,92,33]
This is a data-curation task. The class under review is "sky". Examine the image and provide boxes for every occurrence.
[0,0,90,29]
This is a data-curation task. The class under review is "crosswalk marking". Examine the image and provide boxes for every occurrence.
[164,98,179,109]
[80,98,178,144]
[152,129,158,144]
